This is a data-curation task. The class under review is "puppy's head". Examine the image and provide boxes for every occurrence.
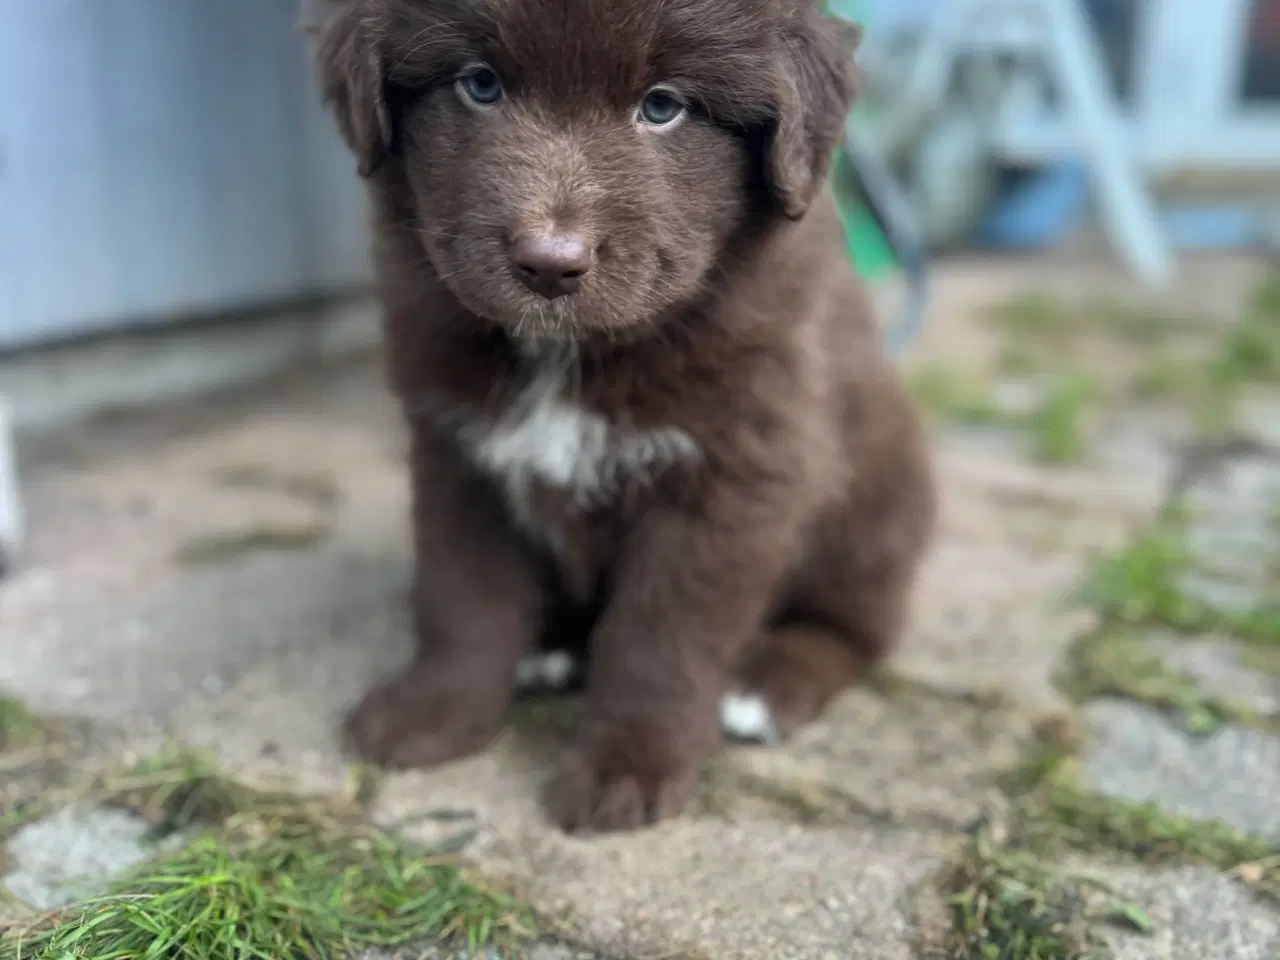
[306,0,860,341]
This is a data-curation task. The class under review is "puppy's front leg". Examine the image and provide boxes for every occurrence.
[546,498,799,833]
[345,427,545,769]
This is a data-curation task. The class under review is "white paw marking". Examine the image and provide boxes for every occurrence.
[718,692,782,745]
[515,650,578,691]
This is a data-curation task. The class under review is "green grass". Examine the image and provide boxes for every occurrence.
[1057,629,1261,736]
[0,753,537,959]
[985,294,1195,347]
[985,281,1280,440]
[941,834,1104,959]
[1002,748,1279,907]
[950,708,1280,960]
[938,822,1152,959]
[1070,506,1279,736]
[0,697,40,752]
[1,699,66,842]
[1083,508,1279,646]
[996,340,1044,377]
[1225,277,1280,382]
[1027,375,1096,466]
[908,366,1008,427]
[929,725,1280,958]
[909,364,1098,465]
[986,294,1078,343]
[1127,279,1280,433]
[1094,303,1198,346]
[4,830,531,960]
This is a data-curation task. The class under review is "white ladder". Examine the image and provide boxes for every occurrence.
[897,0,1173,284]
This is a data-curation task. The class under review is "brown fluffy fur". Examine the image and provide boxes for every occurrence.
[305,0,936,833]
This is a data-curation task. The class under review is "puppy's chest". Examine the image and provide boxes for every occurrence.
[456,363,701,545]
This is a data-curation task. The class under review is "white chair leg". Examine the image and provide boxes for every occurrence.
[1038,0,1173,284]
[0,398,22,576]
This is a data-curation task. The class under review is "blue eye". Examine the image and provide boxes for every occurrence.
[457,67,503,106]
[638,87,685,126]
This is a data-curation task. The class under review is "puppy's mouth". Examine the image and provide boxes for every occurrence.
[421,228,667,341]
[505,297,579,344]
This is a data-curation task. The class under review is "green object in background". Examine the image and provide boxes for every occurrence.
[831,149,897,281]
[822,0,897,282]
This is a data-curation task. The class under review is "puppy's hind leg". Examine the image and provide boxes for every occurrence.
[723,422,936,744]
[721,563,916,745]
[720,623,869,744]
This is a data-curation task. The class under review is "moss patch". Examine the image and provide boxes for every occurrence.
[908,364,1098,466]
[908,366,1008,427]
[985,294,1198,348]
[933,823,1146,959]
[1057,629,1269,735]
[925,725,1280,955]
[981,281,1280,440]
[1216,281,1280,386]
[1,702,90,842]
[985,293,1079,344]
[1001,745,1280,907]
[1027,374,1097,466]
[1126,280,1280,433]
[173,523,330,565]
[1,751,538,959]
[1083,505,1279,647]
[0,697,41,752]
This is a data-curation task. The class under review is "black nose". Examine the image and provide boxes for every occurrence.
[509,232,594,299]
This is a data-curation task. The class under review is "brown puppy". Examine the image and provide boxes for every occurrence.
[305,0,936,833]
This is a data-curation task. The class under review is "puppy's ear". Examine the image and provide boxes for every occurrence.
[766,10,861,219]
[303,0,392,177]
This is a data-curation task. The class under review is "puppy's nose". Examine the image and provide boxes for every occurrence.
[509,232,594,299]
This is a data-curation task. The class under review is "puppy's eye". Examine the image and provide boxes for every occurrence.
[456,67,503,106]
[638,87,685,127]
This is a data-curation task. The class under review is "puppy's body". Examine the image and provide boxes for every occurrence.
[308,0,935,832]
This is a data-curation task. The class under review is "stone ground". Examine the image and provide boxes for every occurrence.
[1,252,1278,958]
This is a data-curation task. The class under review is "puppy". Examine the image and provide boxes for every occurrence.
[306,0,936,833]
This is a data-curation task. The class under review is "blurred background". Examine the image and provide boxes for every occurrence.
[4,0,1280,427]
[1,2,1278,957]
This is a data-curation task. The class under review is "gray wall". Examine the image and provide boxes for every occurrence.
[0,0,372,351]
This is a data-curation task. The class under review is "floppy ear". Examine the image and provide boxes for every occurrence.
[766,10,862,219]
[302,0,392,177]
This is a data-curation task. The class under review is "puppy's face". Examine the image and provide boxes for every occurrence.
[309,0,860,341]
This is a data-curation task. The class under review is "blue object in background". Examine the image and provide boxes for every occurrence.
[975,161,1091,250]
[976,161,1265,252]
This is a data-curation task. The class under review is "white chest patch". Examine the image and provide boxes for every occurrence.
[464,363,700,512]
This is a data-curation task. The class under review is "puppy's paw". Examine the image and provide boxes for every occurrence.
[343,663,504,770]
[544,718,704,833]
[718,690,785,745]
